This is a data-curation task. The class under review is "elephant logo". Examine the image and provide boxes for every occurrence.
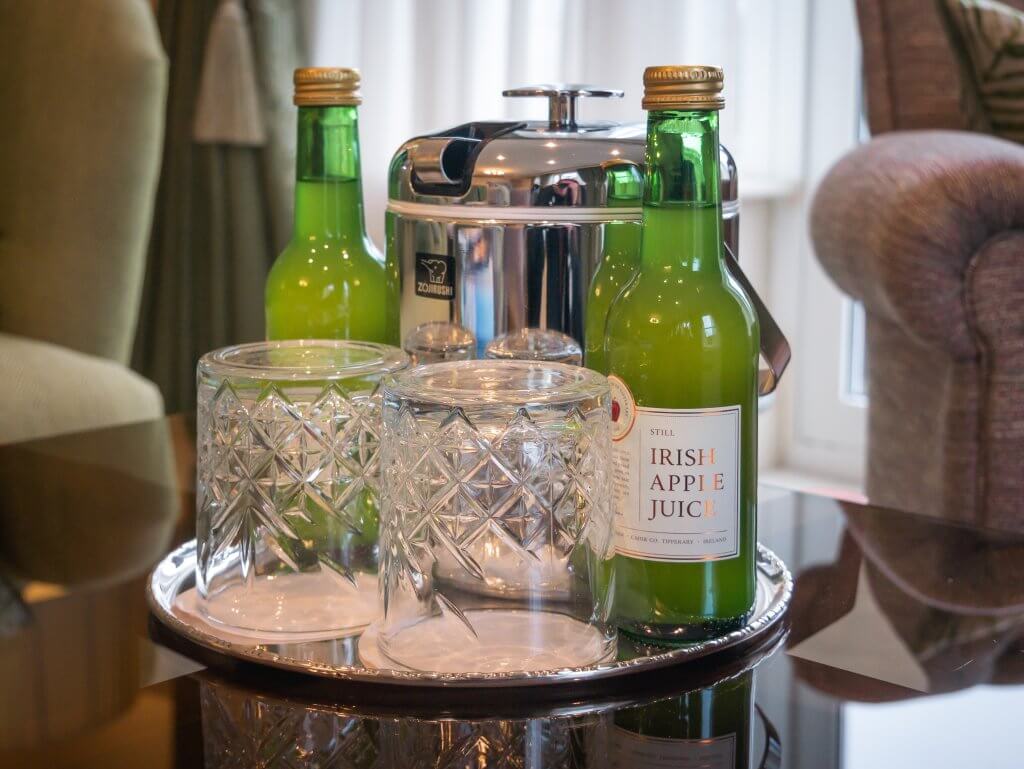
[421,258,448,285]
[415,252,455,300]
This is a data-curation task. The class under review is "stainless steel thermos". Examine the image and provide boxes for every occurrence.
[387,85,739,356]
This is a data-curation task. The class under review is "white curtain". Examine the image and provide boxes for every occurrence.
[299,0,809,246]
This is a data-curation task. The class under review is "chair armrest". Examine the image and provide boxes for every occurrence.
[811,130,1024,358]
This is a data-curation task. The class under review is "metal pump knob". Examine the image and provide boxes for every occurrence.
[502,84,624,130]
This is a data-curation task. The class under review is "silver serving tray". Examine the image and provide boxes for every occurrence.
[148,540,791,688]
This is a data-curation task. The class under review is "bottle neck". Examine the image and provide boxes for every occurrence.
[640,109,723,275]
[292,105,366,240]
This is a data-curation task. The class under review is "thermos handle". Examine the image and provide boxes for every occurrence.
[724,243,791,396]
[756,704,784,769]
[409,136,480,185]
[407,121,525,195]
[502,84,624,130]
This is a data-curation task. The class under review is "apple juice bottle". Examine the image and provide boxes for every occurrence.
[266,68,396,343]
[602,66,759,642]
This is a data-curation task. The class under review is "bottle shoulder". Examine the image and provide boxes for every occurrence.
[610,270,754,314]
[592,252,639,285]
[606,272,758,346]
[266,241,388,308]
[270,237,386,273]
[722,270,758,322]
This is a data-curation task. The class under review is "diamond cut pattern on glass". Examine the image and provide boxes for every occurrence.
[200,680,380,769]
[380,402,612,616]
[198,380,384,588]
[381,717,603,769]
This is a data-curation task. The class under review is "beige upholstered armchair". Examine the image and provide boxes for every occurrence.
[0,0,167,444]
[811,0,1024,532]
[0,0,178,583]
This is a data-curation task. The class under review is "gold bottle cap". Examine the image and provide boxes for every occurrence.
[293,67,362,107]
[642,65,724,111]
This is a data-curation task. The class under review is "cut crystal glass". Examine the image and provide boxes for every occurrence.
[196,339,407,636]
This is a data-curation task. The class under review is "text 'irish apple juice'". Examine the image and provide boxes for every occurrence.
[265,68,397,343]
[601,66,759,642]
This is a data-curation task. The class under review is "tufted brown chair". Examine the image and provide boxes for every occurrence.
[810,0,1024,533]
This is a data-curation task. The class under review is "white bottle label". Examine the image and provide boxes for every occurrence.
[608,376,741,562]
[612,728,737,769]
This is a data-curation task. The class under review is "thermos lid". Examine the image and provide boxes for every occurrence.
[387,84,735,220]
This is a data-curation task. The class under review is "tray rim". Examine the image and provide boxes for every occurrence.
[147,540,792,689]
[188,627,788,720]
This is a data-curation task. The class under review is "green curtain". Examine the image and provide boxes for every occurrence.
[132,0,305,412]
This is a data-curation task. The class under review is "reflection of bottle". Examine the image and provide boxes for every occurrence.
[601,67,758,642]
[266,68,395,343]
[612,670,754,769]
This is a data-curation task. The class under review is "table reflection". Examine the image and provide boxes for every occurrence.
[5,412,1024,768]
[197,660,781,769]
[0,417,184,753]
[788,502,1024,700]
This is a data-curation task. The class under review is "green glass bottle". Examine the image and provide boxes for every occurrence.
[585,165,642,372]
[612,669,755,768]
[266,68,396,343]
[602,66,759,642]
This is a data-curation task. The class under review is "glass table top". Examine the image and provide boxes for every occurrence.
[0,414,1022,767]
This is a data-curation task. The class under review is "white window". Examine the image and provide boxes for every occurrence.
[764,0,868,489]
